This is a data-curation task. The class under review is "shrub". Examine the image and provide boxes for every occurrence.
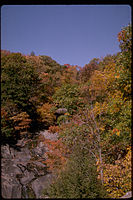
[43,138,68,173]
[37,103,56,127]
[43,140,108,198]
[10,112,31,138]
[57,115,69,125]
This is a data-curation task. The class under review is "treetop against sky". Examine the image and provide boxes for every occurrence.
[1,5,131,67]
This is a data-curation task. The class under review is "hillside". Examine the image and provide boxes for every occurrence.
[1,24,132,198]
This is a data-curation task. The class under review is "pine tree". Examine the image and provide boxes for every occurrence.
[43,139,108,198]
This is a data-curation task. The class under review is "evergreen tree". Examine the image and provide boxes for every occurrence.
[30,51,35,56]
[43,138,108,198]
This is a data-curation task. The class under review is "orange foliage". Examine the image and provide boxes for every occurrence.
[48,125,60,133]
[118,30,126,42]
[43,138,68,172]
[10,112,31,136]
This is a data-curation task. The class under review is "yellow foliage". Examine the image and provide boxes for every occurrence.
[102,146,131,198]
[124,85,131,93]
[37,103,56,126]
[92,101,108,117]
[89,63,116,100]
[99,127,105,132]
[89,70,107,94]
[116,130,120,136]
[107,90,123,114]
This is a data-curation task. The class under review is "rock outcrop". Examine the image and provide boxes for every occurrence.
[1,130,58,198]
[55,108,67,115]
[120,191,132,198]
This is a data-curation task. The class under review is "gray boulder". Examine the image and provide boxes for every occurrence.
[40,130,58,141]
[120,191,132,198]
[55,108,67,114]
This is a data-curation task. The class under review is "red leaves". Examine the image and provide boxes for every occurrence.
[44,138,68,172]
[64,64,71,68]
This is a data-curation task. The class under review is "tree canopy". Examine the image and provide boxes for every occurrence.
[1,24,132,198]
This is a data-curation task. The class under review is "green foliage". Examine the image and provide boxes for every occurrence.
[1,53,40,139]
[43,140,108,198]
[116,24,132,99]
[40,55,64,75]
[37,55,66,98]
[1,108,14,139]
[57,115,68,125]
[1,53,39,109]
[53,83,84,114]
[59,120,85,148]
[1,25,131,198]
[118,24,132,53]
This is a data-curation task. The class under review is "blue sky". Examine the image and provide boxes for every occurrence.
[1,5,131,67]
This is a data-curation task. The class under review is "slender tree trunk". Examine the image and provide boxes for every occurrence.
[82,105,104,184]
[90,107,104,185]
[97,134,104,184]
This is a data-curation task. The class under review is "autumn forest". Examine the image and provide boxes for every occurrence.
[1,24,132,198]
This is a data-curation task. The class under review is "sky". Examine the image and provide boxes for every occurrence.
[1,5,131,67]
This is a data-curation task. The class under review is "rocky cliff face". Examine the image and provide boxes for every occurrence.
[1,130,58,199]
[1,130,132,199]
